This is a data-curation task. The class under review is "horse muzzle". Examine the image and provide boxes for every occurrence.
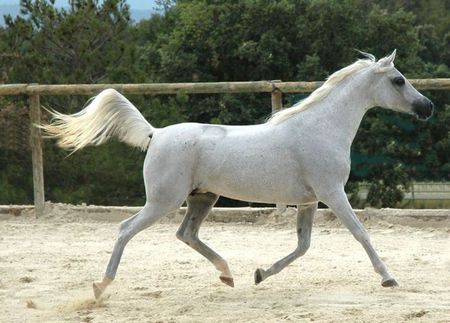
[412,98,434,121]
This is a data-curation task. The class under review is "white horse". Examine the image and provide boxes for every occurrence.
[42,50,433,299]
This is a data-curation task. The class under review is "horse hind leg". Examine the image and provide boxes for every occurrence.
[176,192,234,287]
[255,203,317,284]
[93,199,183,299]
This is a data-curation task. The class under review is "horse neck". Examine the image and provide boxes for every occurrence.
[295,74,374,150]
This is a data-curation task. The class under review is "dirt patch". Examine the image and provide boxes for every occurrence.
[0,205,449,322]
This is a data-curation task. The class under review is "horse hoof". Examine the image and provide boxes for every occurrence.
[220,275,234,287]
[93,282,104,299]
[381,278,399,287]
[254,268,266,285]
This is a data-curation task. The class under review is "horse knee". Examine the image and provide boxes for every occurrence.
[352,229,370,244]
[117,218,140,245]
[176,229,196,246]
[117,228,132,245]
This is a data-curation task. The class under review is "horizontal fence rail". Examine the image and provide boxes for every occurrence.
[0,78,449,96]
[0,79,449,216]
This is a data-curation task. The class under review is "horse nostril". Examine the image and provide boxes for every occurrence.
[412,98,433,120]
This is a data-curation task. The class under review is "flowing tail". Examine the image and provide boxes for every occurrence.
[41,89,154,152]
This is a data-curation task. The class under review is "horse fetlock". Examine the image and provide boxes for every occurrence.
[373,263,389,276]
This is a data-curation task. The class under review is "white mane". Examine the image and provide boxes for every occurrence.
[269,55,377,125]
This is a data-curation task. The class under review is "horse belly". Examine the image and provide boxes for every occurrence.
[214,184,315,205]
[200,154,316,204]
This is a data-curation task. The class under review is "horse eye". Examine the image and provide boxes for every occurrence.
[393,77,405,86]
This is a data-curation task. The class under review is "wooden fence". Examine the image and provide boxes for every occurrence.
[1,78,449,216]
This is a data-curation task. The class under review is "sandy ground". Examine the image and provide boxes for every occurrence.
[0,206,449,322]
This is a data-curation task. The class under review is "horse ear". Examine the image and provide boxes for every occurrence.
[377,49,396,70]
[386,49,397,63]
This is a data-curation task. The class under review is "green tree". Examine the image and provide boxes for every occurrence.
[0,0,149,205]
[0,0,448,207]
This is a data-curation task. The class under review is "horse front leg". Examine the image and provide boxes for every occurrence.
[321,188,398,287]
[255,202,317,284]
[176,192,234,287]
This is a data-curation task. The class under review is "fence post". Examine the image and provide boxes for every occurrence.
[29,93,45,217]
[271,82,287,214]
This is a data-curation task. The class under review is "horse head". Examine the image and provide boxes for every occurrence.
[369,50,434,120]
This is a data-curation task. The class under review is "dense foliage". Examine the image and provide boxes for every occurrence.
[0,0,448,207]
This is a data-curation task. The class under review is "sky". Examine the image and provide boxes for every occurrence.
[0,0,158,24]
[0,0,157,10]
